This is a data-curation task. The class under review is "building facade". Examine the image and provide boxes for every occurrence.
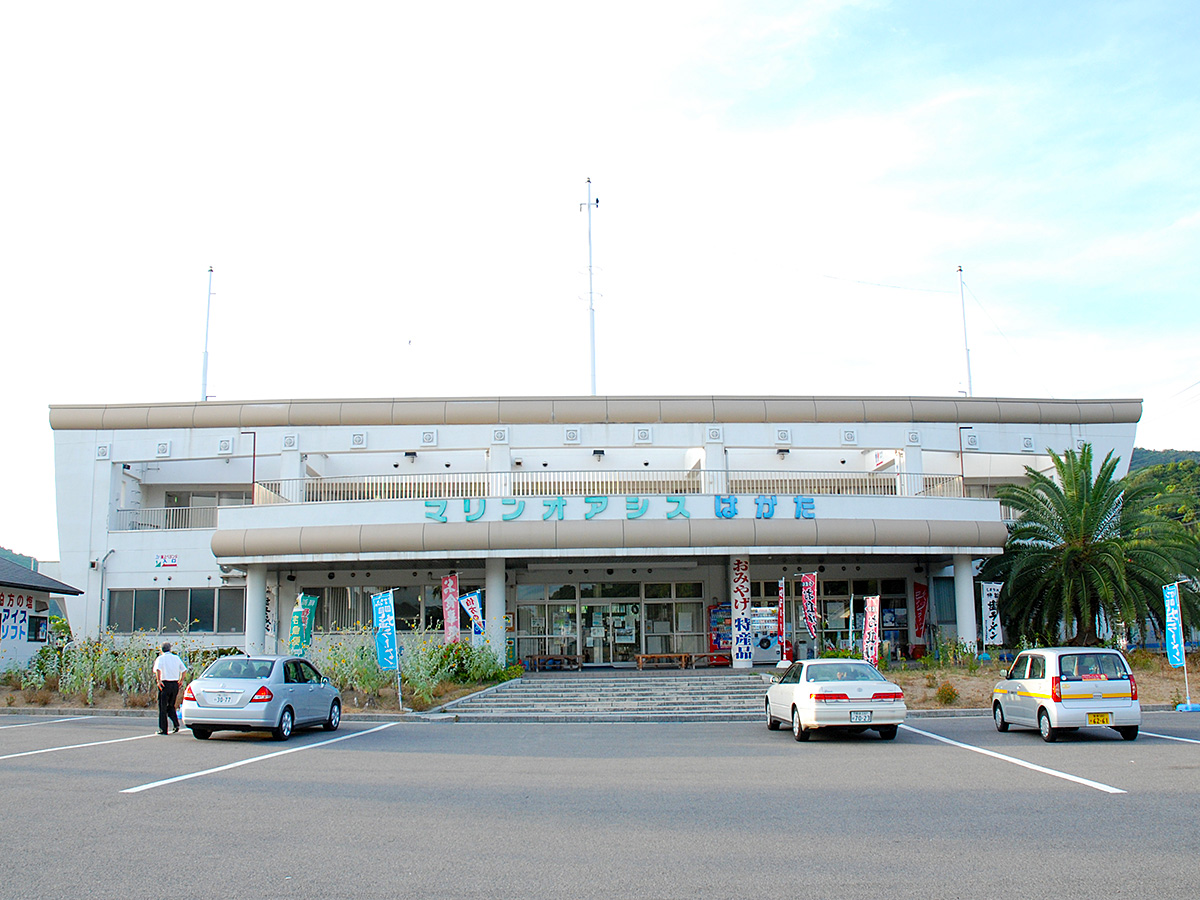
[49,395,1140,666]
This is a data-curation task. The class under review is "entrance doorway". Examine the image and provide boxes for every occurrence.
[580,602,641,665]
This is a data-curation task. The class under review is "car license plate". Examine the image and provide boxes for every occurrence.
[850,711,873,724]
[1087,712,1112,725]
[209,693,237,705]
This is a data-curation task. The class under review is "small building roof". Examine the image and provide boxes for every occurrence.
[0,557,83,595]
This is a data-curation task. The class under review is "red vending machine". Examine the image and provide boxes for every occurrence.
[707,603,732,665]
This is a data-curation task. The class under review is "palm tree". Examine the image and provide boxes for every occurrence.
[980,444,1199,646]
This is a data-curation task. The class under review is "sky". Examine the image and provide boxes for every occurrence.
[3,1,1198,562]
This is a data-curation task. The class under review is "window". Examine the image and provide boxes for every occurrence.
[109,590,134,632]
[106,588,244,635]
[189,588,215,632]
[133,590,159,631]
[217,588,245,633]
[163,589,190,631]
[1029,655,1046,679]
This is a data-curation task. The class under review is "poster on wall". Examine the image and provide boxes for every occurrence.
[981,582,1004,647]
[442,575,460,643]
[730,556,752,668]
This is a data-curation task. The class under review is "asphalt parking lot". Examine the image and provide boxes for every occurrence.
[3,711,1199,900]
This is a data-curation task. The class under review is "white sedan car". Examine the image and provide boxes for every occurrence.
[766,659,907,741]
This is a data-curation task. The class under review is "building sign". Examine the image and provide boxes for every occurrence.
[862,596,880,667]
[730,556,752,668]
[442,575,460,643]
[419,494,818,524]
[981,582,1004,647]
[154,554,178,568]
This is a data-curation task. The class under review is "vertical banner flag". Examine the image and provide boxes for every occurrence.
[1163,582,1185,669]
[800,572,819,639]
[982,582,1004,646]
[777,579,789,662]
[289,593,319,656]
[863,595,881,667]
[441,575,460,644]
[459,590,485,639]
[731,556,752,668]
[913,582,930,645]
[371,590,399,671]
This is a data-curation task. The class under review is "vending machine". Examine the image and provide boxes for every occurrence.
[706,603,732,664]
[749,601,782,664]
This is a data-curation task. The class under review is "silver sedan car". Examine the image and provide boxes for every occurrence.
[180,654,341,740]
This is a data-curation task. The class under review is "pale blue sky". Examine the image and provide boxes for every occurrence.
[2,1,1198,560]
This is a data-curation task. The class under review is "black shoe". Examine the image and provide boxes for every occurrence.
[172,724,179,733]
[157,731,169,735]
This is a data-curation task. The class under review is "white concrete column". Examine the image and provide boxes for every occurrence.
[952,554,977,652]
[245,564,268,654]
[485,557,506,665]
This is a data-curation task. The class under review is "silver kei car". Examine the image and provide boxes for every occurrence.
[992,647,1140,742]
[180,654,341,741]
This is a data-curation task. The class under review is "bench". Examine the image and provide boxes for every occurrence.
[524,654,583,672]
[687,653,732,668]
[635,653,689,670]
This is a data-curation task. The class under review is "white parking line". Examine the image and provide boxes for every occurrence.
[121,722,398,794]
[1142,731,1200,745]
[900,724,1126,794]
[0,732,158,760]
[0,716,89,730]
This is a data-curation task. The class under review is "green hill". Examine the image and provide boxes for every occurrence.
[1130,447,1200,471]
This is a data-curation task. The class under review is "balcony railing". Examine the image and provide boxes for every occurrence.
[112,506,220,531]
[252,469,965,506]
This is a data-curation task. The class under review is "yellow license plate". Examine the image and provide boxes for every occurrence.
[1087,712,1112,725]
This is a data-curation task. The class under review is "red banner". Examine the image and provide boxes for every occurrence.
[863,595,880,667]
[777,579,789,661]
[441,575,460,643]
[913,582,929,644]
[800,572,819,639]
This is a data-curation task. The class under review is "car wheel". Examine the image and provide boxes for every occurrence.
[191,727,211,740]
[993,703,1009,732]
[1118,725,1139,741]
[877,725,898,741]
[791,707,810,742]
[273,707,294,741]
[1038,709,1057,743]
[324,700,341,732]
[766,701,781,730]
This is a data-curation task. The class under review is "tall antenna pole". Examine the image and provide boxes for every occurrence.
[201,266,213,402]
[958,265,973,397]
[580,178,599,396]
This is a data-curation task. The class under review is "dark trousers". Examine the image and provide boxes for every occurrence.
[158,681,180,732]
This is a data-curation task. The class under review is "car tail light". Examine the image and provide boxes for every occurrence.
[1051,676,1061,703]
[871,691,904,701]
[250,686,273,703]
[182,685,195,702]
[1129,673,1138,700]
[810,692,850,702]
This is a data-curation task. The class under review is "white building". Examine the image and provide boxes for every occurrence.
[49,395,1139,667]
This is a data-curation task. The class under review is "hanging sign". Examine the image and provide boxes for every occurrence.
[982,582,1004,646]
[288,593,319,656]
[442,575,460,643]
[914,582,930,644]
[863,595,881,667]
[800,573,819,639]
[459,590,485,635]
[372,590,399,670]
[777,579,789,661]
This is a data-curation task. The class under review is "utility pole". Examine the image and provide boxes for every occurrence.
[201,266,214,402]
[580,179,599,396]
[958,265,973,397]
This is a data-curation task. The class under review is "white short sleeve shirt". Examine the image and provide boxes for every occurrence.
[153,652,188,682]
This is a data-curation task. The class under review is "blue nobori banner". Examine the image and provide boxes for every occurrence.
[372,590,399,671]
[1163,582,1185,669]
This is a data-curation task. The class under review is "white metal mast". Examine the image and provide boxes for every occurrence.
[201,266,214,402]
[581,179,599,396]
[958,265,973,397]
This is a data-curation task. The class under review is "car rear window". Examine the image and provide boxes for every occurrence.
[203,658,275,679]
[805,662,885,682]
[1059,653,1128,681]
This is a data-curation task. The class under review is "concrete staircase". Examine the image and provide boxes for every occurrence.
[439,670,770,723]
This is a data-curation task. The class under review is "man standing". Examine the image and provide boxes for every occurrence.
[153,642,188,735]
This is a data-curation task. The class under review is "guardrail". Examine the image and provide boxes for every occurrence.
[111,506,220,531]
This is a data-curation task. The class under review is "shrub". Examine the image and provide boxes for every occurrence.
[936,680,959,705]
